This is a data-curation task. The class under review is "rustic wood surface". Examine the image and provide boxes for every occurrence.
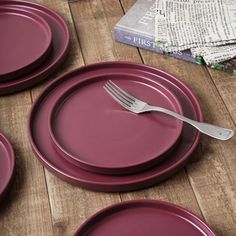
[0,0,235,235]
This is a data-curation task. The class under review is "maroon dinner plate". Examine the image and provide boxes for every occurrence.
[0,0,69,95]
[74,200,216,236]
[28,61,203,192]
[0,7,52,82]
[0,133,15,201]
[48,75,183,175]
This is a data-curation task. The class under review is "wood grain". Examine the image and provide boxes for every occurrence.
[0,91,31,109]
[0,105,53,236]
[31,1,121,235]
[207,68,236,123]
[69,0,142,64]
[0,0,235,235]
[70,0,203,223]
[119,2,236,235]
[31,0,84,100]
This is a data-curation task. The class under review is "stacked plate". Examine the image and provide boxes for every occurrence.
[0,0,69,95]
[28,61,203,192]
[74,200,216,236]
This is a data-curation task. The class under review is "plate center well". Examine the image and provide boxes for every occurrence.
[0,8,51,76]
[52,78,183,169]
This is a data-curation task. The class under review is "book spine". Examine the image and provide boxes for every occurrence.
[211,61,236,74]
[114,26,236,74]
[114,26,197,64]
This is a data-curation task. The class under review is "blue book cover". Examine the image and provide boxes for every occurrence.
[114,0,201,64]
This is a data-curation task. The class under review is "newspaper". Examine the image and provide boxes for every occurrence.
[155,0,236,64]
[191,44,236,65]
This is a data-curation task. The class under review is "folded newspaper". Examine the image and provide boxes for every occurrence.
[155,0,236,65]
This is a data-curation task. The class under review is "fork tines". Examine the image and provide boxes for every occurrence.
[104,80,134,109]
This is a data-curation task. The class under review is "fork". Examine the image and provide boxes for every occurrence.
[104,80,234,141]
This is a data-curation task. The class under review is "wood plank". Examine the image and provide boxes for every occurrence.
[144,32,236,236]
[0,91,31,109]
[0,105,53,236]
[45,172,121,235]
[31,0,84,100]
[0,0,233,235]
[0,9,53,232]
[69,0,142,64]
[70,0,204,225]
[120,2,236,235]
[30,1,121,235]
[207,68,236,123]
[121,170,203,217]
[141,51,236,236]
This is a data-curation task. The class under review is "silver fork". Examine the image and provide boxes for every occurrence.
[104,80,234,141]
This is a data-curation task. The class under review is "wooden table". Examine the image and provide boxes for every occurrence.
[0,0,235,235]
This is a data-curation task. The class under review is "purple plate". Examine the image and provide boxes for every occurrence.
[0,0,69,95]
[0,7,52,82]
[74,200,216,236]
[0,133,15,201]
[28,61,203,192]
[48,75,183,175]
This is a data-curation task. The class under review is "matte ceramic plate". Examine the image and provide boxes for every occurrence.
[74,200,216,236]
[0,0,69,95]
[28,61,203,192]
[0,133,15,201]
[0,7,52,82]
[49,76,183,175]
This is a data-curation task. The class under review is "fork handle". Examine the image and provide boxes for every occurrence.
[149,106,234,140]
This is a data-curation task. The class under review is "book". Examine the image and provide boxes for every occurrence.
[114,0,236,74]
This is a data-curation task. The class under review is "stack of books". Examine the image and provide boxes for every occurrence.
[114,0,236,74]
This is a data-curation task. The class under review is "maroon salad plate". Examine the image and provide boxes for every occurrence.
[0,0,69,95]
[74,200,216,236]
[48,76,183,175]
[0,7,52,82]
[28,61,203,192]
[0,133,15,201]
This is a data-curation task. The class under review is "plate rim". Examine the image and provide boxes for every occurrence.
[74,199,216,236]
[0,0,69,94]
[0,6,53,81]
[48,75,184,175]
[28,61,203,191]
[0,133,15,201]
